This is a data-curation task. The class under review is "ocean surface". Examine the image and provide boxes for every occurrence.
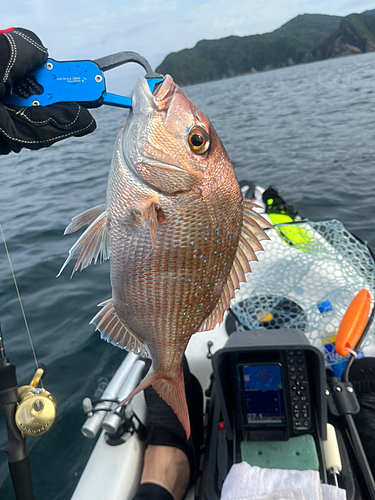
[1,52,375,499]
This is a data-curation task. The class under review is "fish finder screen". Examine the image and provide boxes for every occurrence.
[239,364,286,425]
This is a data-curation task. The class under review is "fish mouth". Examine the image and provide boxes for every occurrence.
[121,76,185,178]
[153,75,176,103]
[139,75,178,111]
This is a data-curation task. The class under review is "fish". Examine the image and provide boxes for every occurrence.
[58,74,272,439]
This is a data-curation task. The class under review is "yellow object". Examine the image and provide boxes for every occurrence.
[268,213,293,224]
[29,368,44,388]
[15,368,57,436]
[257,310,273,322]
[321,335,337,346]
[270,221,315,252]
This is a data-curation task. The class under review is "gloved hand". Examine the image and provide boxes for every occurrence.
[0,28,96,154]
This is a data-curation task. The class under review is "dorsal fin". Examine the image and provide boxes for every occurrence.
[57,209,110,278]
[90,299,149,358]
[199,202,271,332]
[243,199,273,230]
[64,204,105,234]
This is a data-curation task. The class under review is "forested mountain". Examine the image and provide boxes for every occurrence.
[156,11,375,85]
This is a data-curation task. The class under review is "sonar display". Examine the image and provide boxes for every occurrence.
[241,364,286,424]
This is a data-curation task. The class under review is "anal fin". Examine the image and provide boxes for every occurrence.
[58,210,110,277]
[199,294,227,332]
[90,298,149,358]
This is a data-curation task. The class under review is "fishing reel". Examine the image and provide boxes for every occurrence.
[15,366,57,436]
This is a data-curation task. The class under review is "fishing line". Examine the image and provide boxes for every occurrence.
[0,223,43,386]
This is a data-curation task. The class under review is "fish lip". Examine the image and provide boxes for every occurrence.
[139,75,177,110]
[152,75,175,102]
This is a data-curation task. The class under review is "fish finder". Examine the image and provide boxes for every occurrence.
[201,329,327,500]
[234,351,315,441]
[212,329,327,442]
[237,362,286,427]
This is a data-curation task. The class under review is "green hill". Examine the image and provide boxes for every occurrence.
[313,13,375,59]
[345,13,375,42]
[273,13,343,44]
[156,11,375,86]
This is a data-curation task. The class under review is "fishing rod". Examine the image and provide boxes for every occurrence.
[0,226,57,500]
[0,322,35,500]
[0,334,56,500]
[331,288,375,499]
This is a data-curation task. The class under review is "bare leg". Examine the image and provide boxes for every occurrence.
[140,444,190,500]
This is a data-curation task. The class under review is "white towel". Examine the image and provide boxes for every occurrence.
[234,490,306,500]
[321,484,347,500]
[220,463,346,500]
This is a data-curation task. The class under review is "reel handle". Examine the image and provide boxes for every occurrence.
[16,367,57,436]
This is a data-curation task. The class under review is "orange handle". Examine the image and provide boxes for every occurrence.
[336,289,372,357]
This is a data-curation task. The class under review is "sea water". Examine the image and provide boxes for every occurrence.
[1,51,375,499]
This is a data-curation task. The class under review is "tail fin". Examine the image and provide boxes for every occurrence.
[113,367,191,439]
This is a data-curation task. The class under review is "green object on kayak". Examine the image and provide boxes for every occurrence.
[240,434,319,471]
[269,220,315,252]
[268,213,294,224]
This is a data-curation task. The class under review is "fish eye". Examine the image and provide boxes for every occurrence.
[188,126,210,155]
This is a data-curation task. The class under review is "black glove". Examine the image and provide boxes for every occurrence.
[0,28,96,154]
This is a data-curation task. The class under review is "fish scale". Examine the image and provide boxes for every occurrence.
[59,75,272,438]
[114,190,241,362]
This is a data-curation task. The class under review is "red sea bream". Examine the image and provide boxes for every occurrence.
[59,75,271,438]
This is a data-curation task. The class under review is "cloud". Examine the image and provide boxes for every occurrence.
[1,1,361,61]
[338,0,375,13]
[2,0,373,94]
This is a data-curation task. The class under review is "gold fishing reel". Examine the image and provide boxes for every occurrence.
[15,367,57,436]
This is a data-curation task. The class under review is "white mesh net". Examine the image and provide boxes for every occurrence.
[231,219,375,365]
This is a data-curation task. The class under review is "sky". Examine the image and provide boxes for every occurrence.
[2,0,374,94]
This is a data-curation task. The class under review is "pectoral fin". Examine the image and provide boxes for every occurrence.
[133,201,167,256]
[58,209,110,277]
[200,200,272,332]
